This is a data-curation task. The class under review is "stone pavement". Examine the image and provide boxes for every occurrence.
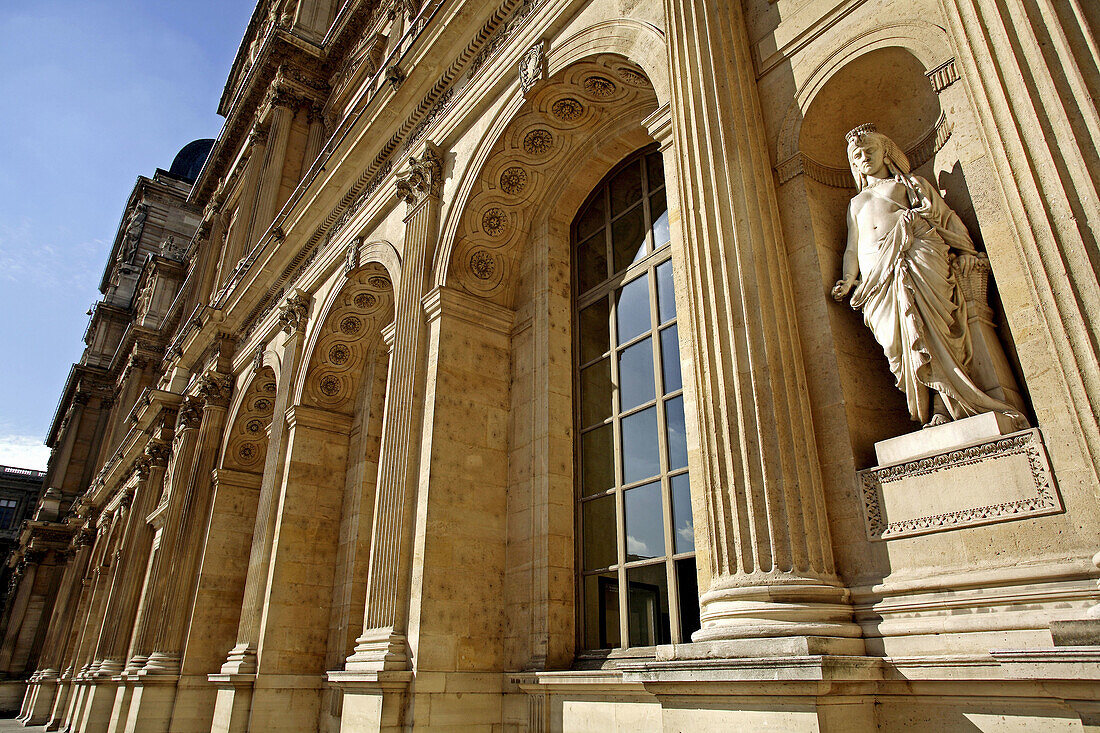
[0,719,44,732]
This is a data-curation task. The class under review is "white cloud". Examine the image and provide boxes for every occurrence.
[677,521,694,546]
[626,535,653,556]
[0,434,49,471]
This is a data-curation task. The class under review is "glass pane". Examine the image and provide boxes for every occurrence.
[656,259,676,324]
[627,563,670,647]
[646,151,665,189]
[618,337,655,412]
[584,572,620,649]
[582,495,617,570]
[660,325,682,393]
[671,473,694,553]
[580,358,611,428]
[577,233,607,295]
[612,204,647,273]
[609,160,643,216]
[578,298,610,365]
[621,406,659,484]
[665,395,688,471]
[676,558,701,641]
[581,425,614,497]
[576,193,606,241]
[615,274,651,346]
[651,191,669,248]
[624,481,664,562]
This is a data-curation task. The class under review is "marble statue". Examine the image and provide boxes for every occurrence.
[831,123,1024,429]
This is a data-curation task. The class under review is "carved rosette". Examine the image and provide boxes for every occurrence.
[278,291,310,334]
[395,145,443,211]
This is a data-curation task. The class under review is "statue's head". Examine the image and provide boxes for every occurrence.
[846,123,910,191]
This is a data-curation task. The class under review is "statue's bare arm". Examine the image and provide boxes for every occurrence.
[832,201,860,301]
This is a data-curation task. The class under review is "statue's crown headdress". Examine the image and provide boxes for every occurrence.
[846,123,877,144]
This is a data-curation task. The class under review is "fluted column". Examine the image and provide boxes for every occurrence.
[145,373,230,674]
[124,399,202,675]
[663,0,860,648]
[301,104,325,181]
[248,87,296,245]
[346,143,442,670]
[93,438,172,675]
[220,294,309,675]
[218,127,267,289]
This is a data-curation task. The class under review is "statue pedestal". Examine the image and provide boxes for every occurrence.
[859,420,1060,541]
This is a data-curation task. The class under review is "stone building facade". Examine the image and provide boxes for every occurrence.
[4,0,1099,730]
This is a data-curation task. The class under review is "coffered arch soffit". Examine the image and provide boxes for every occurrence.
[438,53,659,308]
[775,21,955,166]
[221,366,277,474]
[294,261,395,414]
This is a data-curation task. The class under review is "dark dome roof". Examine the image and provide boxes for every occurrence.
[169,139,215,183]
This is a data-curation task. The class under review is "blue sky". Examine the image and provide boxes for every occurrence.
[0,1,255,469]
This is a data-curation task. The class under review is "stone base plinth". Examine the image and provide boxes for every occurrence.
[860,427,1060,540]
[874,411,1017,465]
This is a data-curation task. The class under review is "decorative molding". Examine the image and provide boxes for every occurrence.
[859,429,1062,540]
[927,58,960,93]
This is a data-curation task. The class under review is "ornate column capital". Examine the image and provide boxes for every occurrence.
[395,144,443,211]
[197,372,232,408]
[278,290,310,334]
[176,396,204,433]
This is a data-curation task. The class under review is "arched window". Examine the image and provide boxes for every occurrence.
[574,146,700,651]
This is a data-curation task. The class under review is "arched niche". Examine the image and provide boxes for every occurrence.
[790,45,1029,466]
[222,367,277,473]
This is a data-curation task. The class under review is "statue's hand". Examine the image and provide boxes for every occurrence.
[832,276,856,301]
[902,210,932,237]
[955,253,979,278]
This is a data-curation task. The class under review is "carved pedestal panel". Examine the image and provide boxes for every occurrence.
[860,426,1060,541]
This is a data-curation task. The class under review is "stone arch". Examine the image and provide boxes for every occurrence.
[294,262,396,412]
[440,53,660,307]
[220,367,277,473]
[775,21,955,168]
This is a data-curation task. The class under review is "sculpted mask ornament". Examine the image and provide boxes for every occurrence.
[832,124,1025,430]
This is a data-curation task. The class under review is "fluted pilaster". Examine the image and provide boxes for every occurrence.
[663,0,859,646]
[347,143,442,670]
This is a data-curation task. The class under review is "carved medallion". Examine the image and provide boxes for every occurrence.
[551,98,583,122]
[340,316,363,335]
[523,129,553,156]
[246,419,264,434]
[482,208,507,237]
[354,292,377,309]
[319,375,341,396]
[500,167,528,195]
[238,443,258,461]
[329,343,351,365]
[470,250,496,280]
[253,398,272,412]
[583,76,615,98]
[368,276,390,290]
[263,382,276,394]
